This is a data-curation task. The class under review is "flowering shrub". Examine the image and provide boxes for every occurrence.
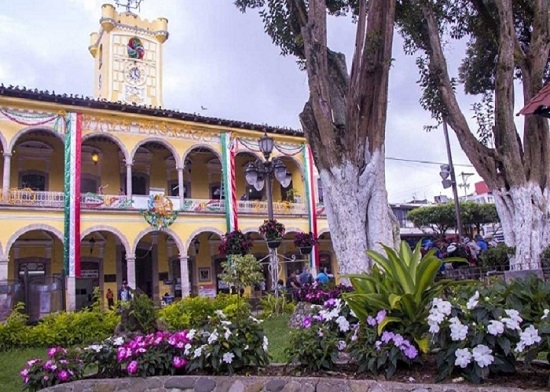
[81,336,126,378]
[348,310,419,378]
[295,283,353,305]
[218,230,253,256]
[429,292,547,383]
[285,298,357,371]
[116,330,194,377]
[293,231,318,248]
[258,219,285,240]
[20,346,84,392]
[188,310,270,374]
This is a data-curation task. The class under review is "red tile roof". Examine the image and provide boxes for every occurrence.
[518,83,550,118]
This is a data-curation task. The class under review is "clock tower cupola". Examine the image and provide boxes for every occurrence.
[88,1,169,107]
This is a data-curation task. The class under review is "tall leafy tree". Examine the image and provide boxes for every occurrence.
[233,0,399,274]
[396,0,549,269]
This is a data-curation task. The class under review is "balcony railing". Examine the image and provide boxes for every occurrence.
[238,200,307,215]
[1,189,65,208]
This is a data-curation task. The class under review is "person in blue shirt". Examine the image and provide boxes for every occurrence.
[475,235,488,253]
[316,268,329,285]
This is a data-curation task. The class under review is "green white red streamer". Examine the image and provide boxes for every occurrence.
[302,145,319,269]
[221,133,238,231]
[63,113,82,277]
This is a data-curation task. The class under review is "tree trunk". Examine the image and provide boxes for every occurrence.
[319,148,397,274]
[493,184,550,270]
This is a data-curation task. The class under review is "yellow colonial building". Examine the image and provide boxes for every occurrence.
[0,4,336,320]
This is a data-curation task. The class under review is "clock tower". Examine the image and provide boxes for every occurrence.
[88,3,169,107]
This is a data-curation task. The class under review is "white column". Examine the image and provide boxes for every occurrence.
[179,256,190,298]
[126,163,133,200]
[66,275,76,311]
[177,166,184,208]
[0,256,8,281]
[126,255,136,290]
[2,153,12,198]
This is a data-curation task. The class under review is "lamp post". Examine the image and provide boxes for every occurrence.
[244,132,290,294]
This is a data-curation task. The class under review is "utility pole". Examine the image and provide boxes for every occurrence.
[441,120,464,241]
[458,172,475,199]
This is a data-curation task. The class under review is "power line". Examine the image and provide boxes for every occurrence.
[386,156,474,167]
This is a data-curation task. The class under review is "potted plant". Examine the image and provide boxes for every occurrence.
[259,219,286,249]
[293,231,318,255]
[218,230,254,256]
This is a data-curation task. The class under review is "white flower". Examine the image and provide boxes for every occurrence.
[221,320,231,326]
[349,308,357,318]
[263,336,269,351]
[515,341,526,354]
[337,340,347,351]
[208,330,219,344]
[184,343,192,356]
[224,328,232,340]
[501,309,522,331]
[472,344,494,368]
[428,321,440,334]
[466,291,480,310]
[222,352,235,364]
[432,298,452,315]
[244,345,249,351]
[336,316,350,332]
[214,310,226,318]
[454,348,472,368]
[187,329,196,340]
[541,309,549,320]
[487,320,504,336]
[249,316,261,324]
[112,337,124,346]
[193,346,203,358]
[450,319,469,341]
[519,325,541,347]
[86,344,102,353]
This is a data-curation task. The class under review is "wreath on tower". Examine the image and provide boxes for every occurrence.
[141,194,178,230]
[127,37,145,60]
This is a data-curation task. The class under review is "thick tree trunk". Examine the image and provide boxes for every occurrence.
[320,148,396,274]
[493,184,550,270]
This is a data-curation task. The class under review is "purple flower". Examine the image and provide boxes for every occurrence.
[324,298,336,309]
[47,347,63,357]
[375,341,382,350]
[367,315,377,326]
[313,315,323,322]
[403,344,419,359]
[43,360,57,371]
[172,356,187,368]
[19,368,29,381]
[381,331,395,344]
[57,370,70,382]
[126,360,139,374]
[393,334,404,347]
[375,310,387,324]
[303,317,312,328]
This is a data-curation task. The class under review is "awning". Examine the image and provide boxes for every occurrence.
[518,83,550,118]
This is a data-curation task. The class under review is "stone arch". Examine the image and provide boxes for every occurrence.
[0,131,8,156]
[82,132,130,164]
[184,227,224,252]
[6,224,64,256]
[8,126,64,152]
[318,228,331,237]
[130,137,182,169]
[133,227,185,255]
[241,227,261,235]
[278,154,304,175]
[182,144,222,167]
[80,225,131,256]
[282,227,302,235]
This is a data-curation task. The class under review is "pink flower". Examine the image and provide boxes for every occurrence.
[172,356,187,368]
[19,368,29,381]
[57,370,70,382]
[126,360,139,374]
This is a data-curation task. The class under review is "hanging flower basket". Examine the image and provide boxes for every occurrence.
[259,219,286,244]
[218,230,254,256]
[293,231,318,255]
[267,239,282,249]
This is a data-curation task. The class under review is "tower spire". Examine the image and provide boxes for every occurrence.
[114,0,143,13]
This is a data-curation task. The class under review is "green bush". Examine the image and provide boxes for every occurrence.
[0,303,31,350]
[259,294,295,318]
[158,294,243,330]
[30,308,119,347]
[125,293,158,334]
[478,244,515,269]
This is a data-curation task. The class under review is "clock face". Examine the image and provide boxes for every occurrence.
[125,64,146,85]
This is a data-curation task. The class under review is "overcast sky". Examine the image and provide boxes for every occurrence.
[0,0,508,203]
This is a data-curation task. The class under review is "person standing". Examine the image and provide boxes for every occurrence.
[118,280,132,302]
[106,288,115,309]
[316,268,329,285]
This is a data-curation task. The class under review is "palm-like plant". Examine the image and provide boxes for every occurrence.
[343,241,458,352]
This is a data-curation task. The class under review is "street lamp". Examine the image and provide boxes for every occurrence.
[244,132,289,295]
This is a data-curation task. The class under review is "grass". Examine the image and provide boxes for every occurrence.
[0,346,46,391]
[263,314,291,363]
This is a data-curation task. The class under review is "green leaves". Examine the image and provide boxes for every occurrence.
[343,241,451,342]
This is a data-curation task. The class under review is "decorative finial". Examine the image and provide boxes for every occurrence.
[114,0,143,13]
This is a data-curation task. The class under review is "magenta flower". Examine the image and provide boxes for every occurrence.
[302,317,312,328]
[126,360,139,374]
[43,360,57,371]
[19,368,29,381]
[57,370,70,382]
[172,356,187,368]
